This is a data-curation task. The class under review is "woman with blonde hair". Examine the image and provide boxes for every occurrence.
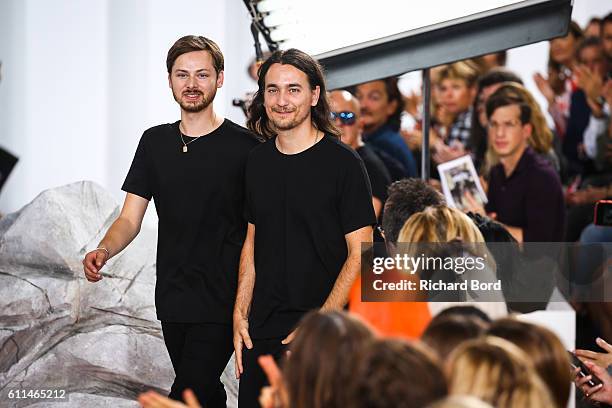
[446,336,556,407]
[397,206,504,304]
[483,82,560,175]
[486,318,572,408]
[398,205,484,244]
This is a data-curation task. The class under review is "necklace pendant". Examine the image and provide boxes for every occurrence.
[182,145,188,153]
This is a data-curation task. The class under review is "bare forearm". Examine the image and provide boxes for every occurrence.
[321,252,361,312]
[98,216,141,259]
[234,228,256,319]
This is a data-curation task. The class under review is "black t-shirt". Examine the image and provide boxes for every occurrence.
[122,119,260,323]
[245,135,376,339]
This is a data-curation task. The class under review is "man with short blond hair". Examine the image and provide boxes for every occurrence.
[83,35,260,407]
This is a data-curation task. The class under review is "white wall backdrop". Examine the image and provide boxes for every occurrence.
[0,0,610,225]
[0,0,257,226]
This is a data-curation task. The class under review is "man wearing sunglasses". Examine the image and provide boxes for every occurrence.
[330,90,391,222]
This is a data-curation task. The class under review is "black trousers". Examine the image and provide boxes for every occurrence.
[238,337,287,408]
[161,322,234,408]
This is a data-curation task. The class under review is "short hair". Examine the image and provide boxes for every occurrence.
[349,339,448,408]
[435,305,492,324]
[576,36,603,62]
[602,12,612,26]
[166,35,224,74]
[246,48,340,140]
[422,314,487,360]
[485,92,531,125]
[382,77,404,132]
[382,178,444,244]
[437,62,479,88]
[477,68,523,92]
[487,319,572,408]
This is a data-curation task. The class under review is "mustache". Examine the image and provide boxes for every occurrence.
[183,90,203,95]
[272,107,295,113]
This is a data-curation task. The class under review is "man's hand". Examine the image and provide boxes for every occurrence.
[138,389,201,408]
[574,361,612,404]
[233,314,253,379]
[82,248,109,282]
[576,338,612,370]
[281,329,298,345]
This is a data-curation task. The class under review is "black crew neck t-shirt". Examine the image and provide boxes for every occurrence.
[245,135,376,339]
[122,119,261,323]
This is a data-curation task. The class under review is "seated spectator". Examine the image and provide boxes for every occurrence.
[281,310,376,408]
[355,78,418,178]
[469,68,524,173]
[466,88,565,242]
[349,179,444,338]
[562,36,609,177]
[573,359,612,405]
[486,318,572,408]
[398,206,505,304]
[446,336,556,407]
[533,21,583,141]
[434,305,492,325]
[604,13,612,65]
[329,90,392,224]
[427,395,494,408]
[349,338,448,408]
[431,62,479,164]
[585,17,602,38]
[422,314,487,360]
[483,83,560,174]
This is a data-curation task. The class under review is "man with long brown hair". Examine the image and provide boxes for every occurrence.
[82,35,260,407]
[233,48,375,407]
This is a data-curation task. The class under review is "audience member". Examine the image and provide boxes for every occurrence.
[446,336,556,407]
[585,17,603,38]
[469,68,524,173]
[434,305,492,325]
[422,314,487,360]
[329,90,392,222]
[427,395,494,408]
[355,77,418,178]
[602,13,612,65]
[534,21,583,140]
[282,311,375,408]
[432,62,479,164]
[573,360,612,405]
[467,88,565,242]
[349,339,448,408]
[487,318,572,408]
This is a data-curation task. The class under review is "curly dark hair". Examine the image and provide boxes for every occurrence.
[381,178,445,244]
[246,48,340,140]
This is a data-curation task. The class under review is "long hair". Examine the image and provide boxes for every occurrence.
[487,318,572,408]
[246,48,340,140]
[447,336,556,408]
[283,311,374,408]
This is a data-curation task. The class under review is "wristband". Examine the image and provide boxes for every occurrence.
[96,247,110,258]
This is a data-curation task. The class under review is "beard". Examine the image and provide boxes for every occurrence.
[269,106,311,131]
[173,88,216,113]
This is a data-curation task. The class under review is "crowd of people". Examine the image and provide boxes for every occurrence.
[82,11,612,408]
[139,309,612,407]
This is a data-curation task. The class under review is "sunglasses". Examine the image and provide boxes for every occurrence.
[330,111,357,125]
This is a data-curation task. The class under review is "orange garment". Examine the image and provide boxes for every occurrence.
[348,276,431,339]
